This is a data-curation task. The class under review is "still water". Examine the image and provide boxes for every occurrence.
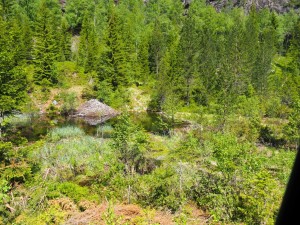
[5,112,182,141]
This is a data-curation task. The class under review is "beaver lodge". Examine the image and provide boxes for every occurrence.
[73,99,119,125]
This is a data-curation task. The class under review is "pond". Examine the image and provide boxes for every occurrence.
[3,111,188,142]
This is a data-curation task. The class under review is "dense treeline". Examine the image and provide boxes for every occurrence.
[1,0,300,121]
[1,0,300,224]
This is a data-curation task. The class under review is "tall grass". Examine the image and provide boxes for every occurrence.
[47,126,85,141]
[38,126,116,180]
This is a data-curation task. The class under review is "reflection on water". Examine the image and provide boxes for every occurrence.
[7,112,187,141]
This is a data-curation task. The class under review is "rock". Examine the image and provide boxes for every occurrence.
[208,0,292,13]
[73,99,119,125]
[184,0,297,13]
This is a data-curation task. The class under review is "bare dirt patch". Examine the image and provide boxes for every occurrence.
[63,200,209,225]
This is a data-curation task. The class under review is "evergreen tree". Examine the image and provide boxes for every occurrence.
[112,113,148,174]
[244,5,260,86]
[98,4,135,89]
[10,12,33,63]
[33,0,60,84]
[138,34,150,84]
[78,11,99,72]
[59,17,72,61]
[149,19,166,77]
[177,13,199,106]
[0,17,27,119]
[65,0,95,33]
[18,0,38,21]
[0,0,17,19]
[252,10,276,94]
[108,5,134,87]
[289,18,300,74]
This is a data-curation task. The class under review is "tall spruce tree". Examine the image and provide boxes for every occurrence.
[0,16,27,119]
[98,4,135,89]
[78,11,99,73]
[289,18,300,75]
[33,0,60,84]
[177,13,199,106]
[59,17,72,61]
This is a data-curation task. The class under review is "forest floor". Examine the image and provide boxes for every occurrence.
[29,85,85,114]
[43,198,210,225]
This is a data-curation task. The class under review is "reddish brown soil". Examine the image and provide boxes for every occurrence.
[48,198,209,225]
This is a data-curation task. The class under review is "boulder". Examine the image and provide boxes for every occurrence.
[74,99,119,125]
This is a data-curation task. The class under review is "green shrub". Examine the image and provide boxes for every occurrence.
[14,205,66,225]
[59,92,78,115]
[134,166,183,212]
[48,182,90,203]
[234,171,281,224]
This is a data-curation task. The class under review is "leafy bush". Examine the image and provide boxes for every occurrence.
[234,171,281,225]
[48,182,90,203]
[14,205,66,225]
[134,166,183,212]
[59,92,78,115]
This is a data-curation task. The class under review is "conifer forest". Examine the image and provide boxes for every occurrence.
[0,0,300,224]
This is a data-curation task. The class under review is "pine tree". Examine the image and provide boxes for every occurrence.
[0,0,17,19]
[149,19,166,77]
[33,0,60,84]
[18,0,37,21]
[138,35,150,84]
[78,11,99,72]
[59,17,72,61]
[252,10,276,94]
[108,5,134,87]
[98,4,135,89]
[0,16,27,119]
[244,5,260,86]
[177,13,199,106]
[289,18,300,74]
[10,12,33,63]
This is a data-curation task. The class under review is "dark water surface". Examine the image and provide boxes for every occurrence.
[8,112,180,141]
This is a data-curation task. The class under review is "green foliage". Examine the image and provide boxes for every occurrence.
[47,126,85,142]
[0,15,28,118]
[235,171,281,224]
[112,113,149,174]
[46,104,59,119]
[53,61,85,87]
[0,179,9,205]
[48,182,90,203]
[0,141,13,162]
[14,205,66,225]
[0,140,32,183]
[38,127,111,180]
[33,0,61,84]
[59,92,77,115]
[171,133,202,161]
[96,125,114,138]
[102,202,124,225]
[0,1,300,224]
[284,101,300,149]
[135,166,183,212]
[78,11,99,73]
